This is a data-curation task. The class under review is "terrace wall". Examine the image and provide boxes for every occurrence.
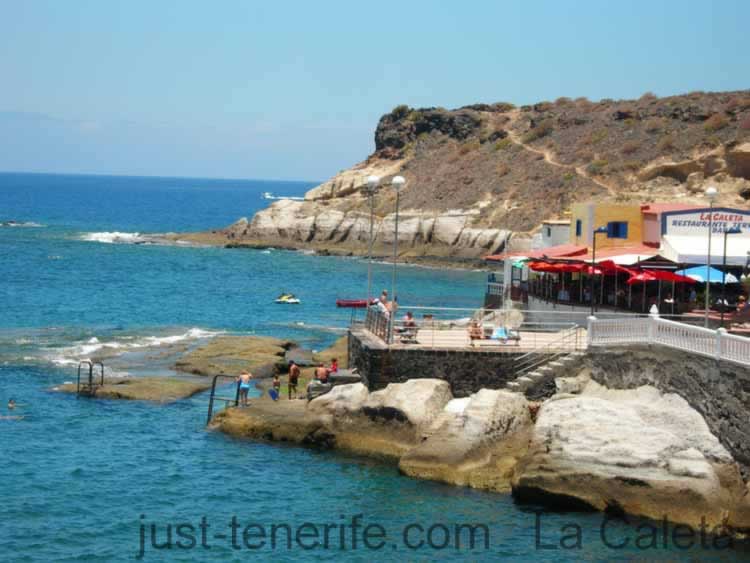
[348,328,524,397]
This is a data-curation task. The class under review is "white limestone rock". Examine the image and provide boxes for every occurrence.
[512,382,743,528]
[307,383,369,420]
[399,389,532,487]
[363,379,452,430]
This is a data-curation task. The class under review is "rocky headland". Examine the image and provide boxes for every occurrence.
[176,90,750,261]
[213,373,750,533]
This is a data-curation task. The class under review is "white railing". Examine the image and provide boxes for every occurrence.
[588,315,750,367]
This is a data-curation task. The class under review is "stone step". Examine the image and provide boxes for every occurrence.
[517,376,533,386]
[506,381,521,391]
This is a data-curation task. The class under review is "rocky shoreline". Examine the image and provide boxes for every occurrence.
[212,373,750,534]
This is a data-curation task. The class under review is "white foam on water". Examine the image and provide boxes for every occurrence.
[80,231,145,244]
[43,327,224,367]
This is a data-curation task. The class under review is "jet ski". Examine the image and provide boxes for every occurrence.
[275,293,301,304]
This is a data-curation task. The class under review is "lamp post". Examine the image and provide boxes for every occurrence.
[590,226,608,316]
[365,175,380,305]
[388,175,405,344]
[720,226,742,327]
[704,186,718,328]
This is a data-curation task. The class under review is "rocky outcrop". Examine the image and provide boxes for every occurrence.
[53,376,210,402]
[512,381,747,529]
[179,90,750,259]
[362,378,452,431]
[399,389,532,490]
[174,335,293,377]
[243,200,511,257]
[306,382,369,422]
[214,370,750,532]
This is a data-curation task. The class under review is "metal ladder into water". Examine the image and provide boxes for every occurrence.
[205,375,241,426]
[77,360,105,397]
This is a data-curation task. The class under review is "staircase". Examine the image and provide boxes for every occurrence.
[505,326,584,399]
[506,351,585,398]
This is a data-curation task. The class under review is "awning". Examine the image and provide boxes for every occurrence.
[577,244,660,265]
[674,266,740,284]
[661,235,750,266]
[484,244,587,262]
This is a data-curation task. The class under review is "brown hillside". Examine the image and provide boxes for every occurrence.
[180,90,750,261]
[368,90,750,231]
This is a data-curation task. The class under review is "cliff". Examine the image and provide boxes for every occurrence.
[184,90,750,259]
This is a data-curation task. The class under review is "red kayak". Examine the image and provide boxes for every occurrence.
[336,299,374,308]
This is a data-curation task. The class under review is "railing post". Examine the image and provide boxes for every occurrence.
[648,305,659,342]
[716,328,726,361]
[587,315,596,347]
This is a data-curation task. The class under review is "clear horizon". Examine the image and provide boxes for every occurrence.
[1,0,748,181]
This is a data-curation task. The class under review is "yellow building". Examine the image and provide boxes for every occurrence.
[569,202,644,249]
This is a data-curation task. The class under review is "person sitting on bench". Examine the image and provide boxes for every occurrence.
[468,320,483,340]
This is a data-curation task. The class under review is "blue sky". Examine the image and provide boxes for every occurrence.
[0,0,747,181]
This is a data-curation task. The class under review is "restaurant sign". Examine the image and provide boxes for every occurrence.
[661,207,750,237]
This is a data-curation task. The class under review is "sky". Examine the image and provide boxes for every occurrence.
[0,0,748,181]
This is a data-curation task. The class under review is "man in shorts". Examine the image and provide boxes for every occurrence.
[288,361,300,400]
[237,370,253,407]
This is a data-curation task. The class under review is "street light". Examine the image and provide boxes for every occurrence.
[590,226,608,316]
[704,186,718,327]
[366,175,380,305]
[720,226,742,327]
[388,175,406,344]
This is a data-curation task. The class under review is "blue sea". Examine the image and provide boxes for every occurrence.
[0,172,743,561]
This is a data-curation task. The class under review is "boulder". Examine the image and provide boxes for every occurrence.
[512,382,744,528]
[727,142,750,180]
[307,383,370,420]
[363,379,452,430]
[399,389,532,490]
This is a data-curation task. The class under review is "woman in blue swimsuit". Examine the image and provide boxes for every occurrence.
[237,371,253,407]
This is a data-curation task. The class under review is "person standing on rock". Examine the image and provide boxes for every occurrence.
[237,371,253,407]
[288,361,300,400]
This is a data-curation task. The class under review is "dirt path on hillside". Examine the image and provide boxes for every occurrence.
[505,113,617,198]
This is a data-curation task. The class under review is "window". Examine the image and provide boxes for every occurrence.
[575,220,582,237]
[546,227,552,237]
[607,221,628,239]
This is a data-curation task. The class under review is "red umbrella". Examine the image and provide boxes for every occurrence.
[626,271,657,285]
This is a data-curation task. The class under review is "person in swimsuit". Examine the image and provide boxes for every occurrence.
[237,371,253,407]
[329,358,338,374]
[8,399,16,410]
[288,361,300,400]
[271,374,281,401]
[315,363,329,384]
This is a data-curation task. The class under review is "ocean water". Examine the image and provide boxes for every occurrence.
[0,172,744,561]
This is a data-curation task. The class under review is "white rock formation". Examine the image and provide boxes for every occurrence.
[399,389,531,487]
[306,383,370,420]
[512,381,743,528]
[362,379,452,430]
[245,199,510,255]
